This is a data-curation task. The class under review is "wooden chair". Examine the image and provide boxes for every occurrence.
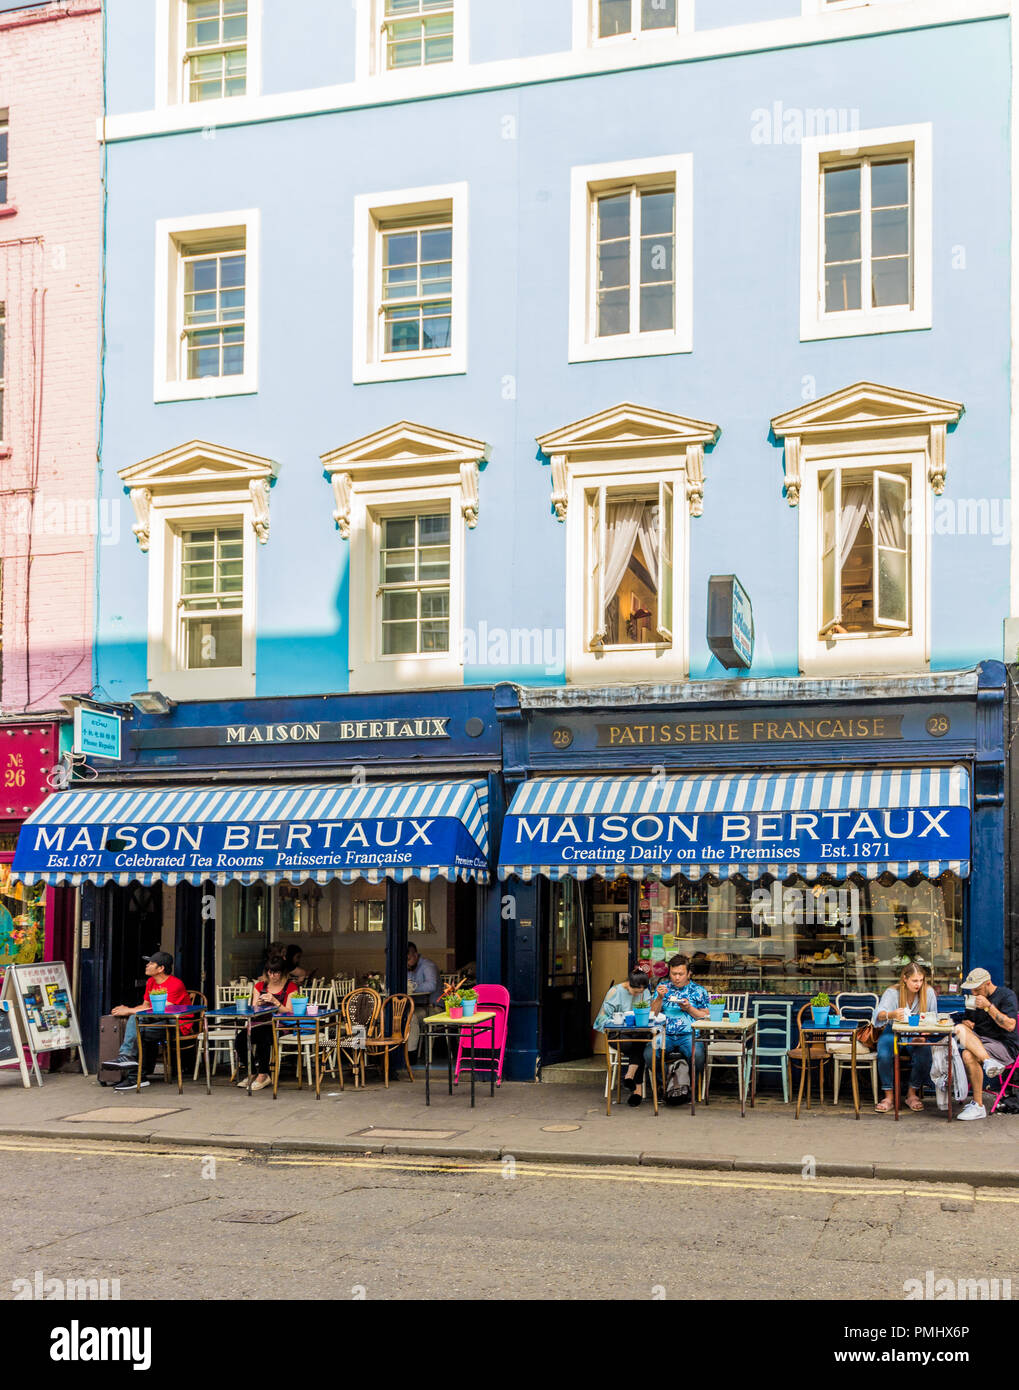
[703,992,750,1103]
[340,987,383,1088]
[751,999,792,1102]
[152,989,205,1086]
[788,1001,831,1105]
[364,995,415,1087]
[830,992,879,1105]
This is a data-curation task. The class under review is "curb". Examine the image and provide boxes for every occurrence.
[3,1123,1019,1188]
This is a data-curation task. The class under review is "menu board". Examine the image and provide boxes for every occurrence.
[4,961,81,1052]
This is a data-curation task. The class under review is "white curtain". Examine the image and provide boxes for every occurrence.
[877,484,905,548]
[637,502,659,593]
[603,499,645,607]
[840,482,871,566]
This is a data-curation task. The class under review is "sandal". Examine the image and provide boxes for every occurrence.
[905,1095,924,1112]
[874,1097,894,1112]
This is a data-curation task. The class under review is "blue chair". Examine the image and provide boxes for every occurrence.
[751,999,793,1102]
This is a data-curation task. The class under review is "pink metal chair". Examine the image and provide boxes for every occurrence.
[454,984,509,1088]
[989,1053,1019,1114]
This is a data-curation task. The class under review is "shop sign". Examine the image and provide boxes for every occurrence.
[707,574,754,670]
[595,714,905,748]
[0,723,59,816]
[501,806,970,871]
[132,717,452,749]
[15,815,488,878]
[74,706,121,760]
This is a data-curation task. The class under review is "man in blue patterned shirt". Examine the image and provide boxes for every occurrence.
[647,954,710,1078]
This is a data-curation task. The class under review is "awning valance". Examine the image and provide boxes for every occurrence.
[498,767,970,881]
[13,780,490,886]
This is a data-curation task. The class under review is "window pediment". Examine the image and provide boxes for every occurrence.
[321,420,488,537]
[536,402,719,519]
[118,439,278,550]
[771,382,964,505]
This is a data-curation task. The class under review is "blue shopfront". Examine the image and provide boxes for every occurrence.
[14,689,506,1069]
[495,666,1006,1081]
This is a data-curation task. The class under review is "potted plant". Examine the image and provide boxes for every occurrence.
[460,986,478,1018]
[810,991,831,1027]
[708,994,726,1022]
[444,990,464,1019]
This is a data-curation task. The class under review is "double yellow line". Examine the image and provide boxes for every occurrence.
[2,1135,1016,1205]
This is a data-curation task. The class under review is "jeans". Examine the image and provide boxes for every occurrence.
[877,1027,932,1092]
[643,1033,707,1075]
[117,1013,139,1061]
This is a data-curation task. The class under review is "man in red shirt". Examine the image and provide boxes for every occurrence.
[106,951,192,1090]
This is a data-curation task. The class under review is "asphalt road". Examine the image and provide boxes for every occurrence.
[1,1136,1016,1302]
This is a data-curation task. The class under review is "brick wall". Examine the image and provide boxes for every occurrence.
[0,0,100,712]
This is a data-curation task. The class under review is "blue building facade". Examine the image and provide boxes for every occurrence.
[64,0,1013,1077]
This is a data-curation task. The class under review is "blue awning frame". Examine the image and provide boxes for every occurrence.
[14,780,491,886]
[497,766,971,882]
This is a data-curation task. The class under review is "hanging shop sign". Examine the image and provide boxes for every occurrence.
[73,705,122,760]
[707,574,754,670]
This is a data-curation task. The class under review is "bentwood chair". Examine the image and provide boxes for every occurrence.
[364,995,415,1087]
[789,1001,832,1105]
[830,992,879,1105]
[148,989,205,1088]
[340,987,383,1088]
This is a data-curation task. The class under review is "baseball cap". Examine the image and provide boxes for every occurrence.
[143,951,174,971]
[961,967,991,991]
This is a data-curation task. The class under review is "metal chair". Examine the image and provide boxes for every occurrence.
[830,992,879,1105]
[703,992,750,1103]
[340,987,383,1088]
[194,983,247,1080]
[275,981,339,1084]
[364,995,415,1087]
[751,999,793,1102]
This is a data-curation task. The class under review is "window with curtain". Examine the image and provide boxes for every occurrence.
[819,466,909,636]
[585,483,673,648]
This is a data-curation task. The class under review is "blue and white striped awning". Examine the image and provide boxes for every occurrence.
[498,767,971,881]
[13,780,490,886]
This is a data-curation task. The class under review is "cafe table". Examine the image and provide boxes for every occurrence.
[422,1010,497,1108]
[892,1019,956,1120]
[794,1019,862,1119]
[204,1003,280,1096]
[271,1007,344,1100]
[692,1016,758,1118]
[135,1004,209,1095]
[602,1023,667,1116]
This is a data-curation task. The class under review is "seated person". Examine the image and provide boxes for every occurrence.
[407,942,439,1005]
[952,967,1018,1121]
[593,969,653,1108]
[235,955,298,1092]
[283,944,310,986]
[873,964,938,1113]
[647,953,710,1081]
[107,951,192,1091]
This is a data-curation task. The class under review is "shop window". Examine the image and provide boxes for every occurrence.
[0,860,45,966]
[548,878,584,987]
[569,156,692,363]
[818,465,908,638]
[641,873,963,998]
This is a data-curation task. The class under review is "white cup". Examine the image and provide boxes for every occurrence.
[612,1011,625,1024]
[965,995,978,1011]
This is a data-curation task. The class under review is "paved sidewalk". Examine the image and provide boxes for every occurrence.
[2,1067,1017,1185]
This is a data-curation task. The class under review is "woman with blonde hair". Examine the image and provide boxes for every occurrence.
[873,962,938,1112]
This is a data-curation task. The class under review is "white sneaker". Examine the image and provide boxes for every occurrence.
[955,1101,987,1121]
[983,1058,1007,1078]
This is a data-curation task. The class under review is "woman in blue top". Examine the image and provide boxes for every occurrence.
[594,969,653,1107]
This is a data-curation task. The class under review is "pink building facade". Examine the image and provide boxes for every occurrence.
[0,0,100,714]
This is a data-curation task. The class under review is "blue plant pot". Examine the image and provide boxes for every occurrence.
[811,1007,830,1027]
[291,998,308,1017]
[708,1004,726,1022]
[633,1007,650,1026]
[462,999,477,1017]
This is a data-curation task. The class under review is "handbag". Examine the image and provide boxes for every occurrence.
[856,1021,879,1051]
